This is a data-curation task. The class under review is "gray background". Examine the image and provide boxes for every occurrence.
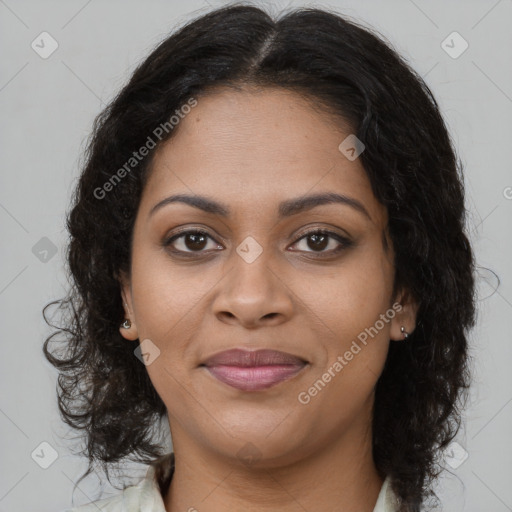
[1,0,511,511]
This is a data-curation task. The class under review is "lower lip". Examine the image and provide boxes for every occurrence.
[204,364,306,391]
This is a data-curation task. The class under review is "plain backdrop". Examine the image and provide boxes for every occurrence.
[1,0,511,511]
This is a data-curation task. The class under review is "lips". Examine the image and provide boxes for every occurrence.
[202,348,308,367]
[201,349,308,391]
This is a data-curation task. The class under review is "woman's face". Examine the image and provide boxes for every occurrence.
[120,87,416,466]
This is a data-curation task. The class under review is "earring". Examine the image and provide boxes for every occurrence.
[121,302,131,328]
[400,326,409,340]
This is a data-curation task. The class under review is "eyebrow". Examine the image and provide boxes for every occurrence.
[148,192,371,220]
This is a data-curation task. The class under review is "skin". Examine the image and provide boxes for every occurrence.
[119,86,418,512]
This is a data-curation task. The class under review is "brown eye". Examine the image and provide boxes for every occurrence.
[290,229,353,255]
[162,228,352,259]
[183,232,207,251]
[305,232,329,251]
[164,230,222,254]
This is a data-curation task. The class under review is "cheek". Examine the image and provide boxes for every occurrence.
[296,247,393,410]
[295,256,393,425]
[301,248,394,346]
[131,248,212,334]
[128,259,204,387]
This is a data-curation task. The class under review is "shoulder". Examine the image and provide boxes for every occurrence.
[62,483,141,512]
[62,452,174,512]
[62,493,123,511]
[373,475,401,512]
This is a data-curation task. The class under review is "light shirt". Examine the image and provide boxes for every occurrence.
[64,452,399,511]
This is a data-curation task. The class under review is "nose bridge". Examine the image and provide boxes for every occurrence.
[230,234,278,300]
[213,234,293,325]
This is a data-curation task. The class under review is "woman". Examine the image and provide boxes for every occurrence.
[43,4,476,512]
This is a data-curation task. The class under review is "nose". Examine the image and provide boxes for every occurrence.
[211,245,294,329]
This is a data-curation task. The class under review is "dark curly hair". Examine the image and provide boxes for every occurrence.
[43,4,477,511]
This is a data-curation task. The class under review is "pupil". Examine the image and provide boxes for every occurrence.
[309,233,328,251]
[186,233,207,251]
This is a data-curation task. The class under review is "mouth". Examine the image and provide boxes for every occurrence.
[200,348,309,392]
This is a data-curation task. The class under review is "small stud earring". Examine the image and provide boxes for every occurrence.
[400,326,409,340]
[121,319,131,329]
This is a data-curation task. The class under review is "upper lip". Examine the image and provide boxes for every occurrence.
[201,349,308,367]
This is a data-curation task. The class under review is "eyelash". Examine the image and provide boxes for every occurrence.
[162,228,353,258]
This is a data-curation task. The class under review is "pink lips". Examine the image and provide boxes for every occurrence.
[201,349,307,391]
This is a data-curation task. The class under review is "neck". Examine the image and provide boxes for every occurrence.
[163,411,383,512]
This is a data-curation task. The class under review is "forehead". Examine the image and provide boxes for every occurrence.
[140,87,386,227]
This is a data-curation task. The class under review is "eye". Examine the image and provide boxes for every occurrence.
[162,228,353,258]
[289,229,353,256]
[163,229,223,255]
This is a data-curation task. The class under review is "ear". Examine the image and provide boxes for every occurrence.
[389,287,420,341]
[117,269,139,341]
